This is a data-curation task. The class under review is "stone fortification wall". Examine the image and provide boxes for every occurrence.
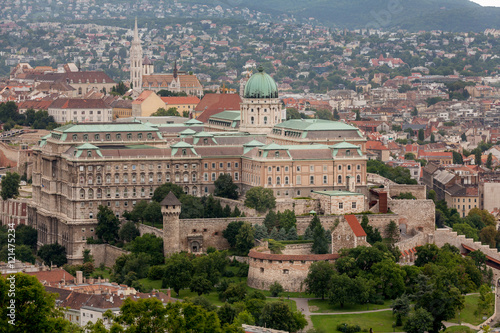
[85,244,130,268]
[137,223,163,238]
[247,249,339,292]
[215,197,319,217]
[281,243,313,255]
[434,228,500,263]
[388,199,435,235]
[395,232,428,253]
[367,173,396,186]
[388,184,427,200]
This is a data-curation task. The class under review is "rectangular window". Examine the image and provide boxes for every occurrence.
[323,175,327,184]
[310,165,314,172]
[212,163,216,169]
[323,165,328,172]
[227,162,231,168]
[297,166,301,172]
[204,173,208,181]
[352,202,357,209]
[296,175,301,185]
[204,163,208,169]
[234,172,239,180]
[310,176,314,184]
[339,202,343,209]
[235,162,239,168]
[212,173,216,181]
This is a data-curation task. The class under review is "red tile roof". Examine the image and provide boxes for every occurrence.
[49,98,110,109]
[22,268,75,284]
[344,215,367,237]
[366,140,388,151]
[161,96,200,105]
[195,93,242,122]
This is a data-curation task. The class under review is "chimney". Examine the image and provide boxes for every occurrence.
[110,296,113,304]
[379,192,388,214]
[167,288,171,300]
[76,271,83,284]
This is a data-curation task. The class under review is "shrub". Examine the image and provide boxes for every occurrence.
[223,270,235,278]
[336,323,361,333]
[148,265,165,280]
[269,281,284,297]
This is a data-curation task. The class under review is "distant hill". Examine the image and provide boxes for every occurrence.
[195,0,500,31]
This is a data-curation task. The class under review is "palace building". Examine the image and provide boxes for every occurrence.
[28,65,368,263]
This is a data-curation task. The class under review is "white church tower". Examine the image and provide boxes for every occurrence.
[130,18,143,91]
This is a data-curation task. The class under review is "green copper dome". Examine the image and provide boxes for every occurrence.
[244,66,278,99]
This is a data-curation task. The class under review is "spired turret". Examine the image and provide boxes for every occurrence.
[161,192,181,255]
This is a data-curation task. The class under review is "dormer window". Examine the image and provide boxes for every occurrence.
[346,150,351,156]
[94,134,100,140]
[138,133,143,139]
[127,133,132,139]
[83,134,88,141]
[106,134,111,140]
[87,151,92,157]
[275,151,280,158]
[147,133,153,139]
[73,134,78,140]
[182,149,187,156]
[116,133,122,140]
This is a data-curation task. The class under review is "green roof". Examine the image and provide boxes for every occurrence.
[312,191,363,197]
[193,131,214,138]
[274,119,357,131]
[243,140,265,147]
[76,143,100,150]
[180,128,197,135]
[210,110,241,121]
[244,66,278,99]
[170,141,194,148]
[331,141,361,149]
[260,142,285,150]
[185,118,204,125]
[54,123,158,133]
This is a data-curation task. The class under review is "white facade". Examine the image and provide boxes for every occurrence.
[130,18,143,91]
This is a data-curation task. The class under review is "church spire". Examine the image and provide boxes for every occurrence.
[133,17,139,42]
[173,60,178,79]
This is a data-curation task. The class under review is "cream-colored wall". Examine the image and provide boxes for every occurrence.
[132,93,166,117]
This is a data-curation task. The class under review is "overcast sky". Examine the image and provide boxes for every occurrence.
[469,0,500,7]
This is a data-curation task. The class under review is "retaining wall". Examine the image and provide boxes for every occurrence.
[85,244,130,268]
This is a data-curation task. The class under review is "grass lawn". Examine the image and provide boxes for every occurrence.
[444,326,477,333]
[308,299,392,313]
[311,312,402,332]
[138,278,162,290]
[448,294,493,326]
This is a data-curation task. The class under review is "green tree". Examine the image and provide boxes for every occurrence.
[263,210,278,232]
[119,221,140,243]
[253,224,268,240]
[214,174,239,200]
[244,187,276,213]
[480,226,498,248]
[269,281,284,297]
[235,222,255,255]
[328,273,354,308]
[286,107,301,120]
[151,107,180,117]
[312,225,329,254]
[0,244,36,264]
[143,201,162,228]
[475,284,494,317]
[372,259,405,299]
[315,109,333,120]
[125,234,164,266]
[385,220,399,247]
[405,152,416,160]
[403,308,434,333]
[163,253,193,296]
[475,150,482,166]
[0,273,80,332]
[278,210,297,231]
[1,172,20,200]
[96,205,120,244]
[305,261,335,300]
[394,192,417,199]
[418,129,425,141]
[15,224,37,250]
[37,243,67,267]
[223,221,244,248]
[152,183,184,202]
[486,153,493,169]
[360,215,382,244]
[190,275,213,296]
[452,151,464,164]
[260,301,307,332]
[355,110,361,121]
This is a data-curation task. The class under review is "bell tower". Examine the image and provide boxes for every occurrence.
[130,18,143,91]
[161,192,181,255]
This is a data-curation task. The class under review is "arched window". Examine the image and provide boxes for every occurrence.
[184,186,189,194]
[147,133,153,139]
[115,174,119,183]
[88,189,94,199]
[106,134,111,140]
[338,165,342,171]
[127,133,132,140]
[264,116,268,124]
[73,134,78,140]
[140,173,145,183]
[183,173,189,182]
[78,87,82,95]
[285,176,289,185]
[106,174,111,183]
[192,186,198,196]
[182,149,187,156]
[251,116,254,124]
[149,173,154,183]
[94,134,100,140]
[338,175,342,184]
[276,177,281,185]
[357,175,361,183]
[96,175,102,184]
[87,150,92,157]
[116,133,122,140]
[83,134,88,141]
[88,175,93,185]
[192,173,197,182]
[97,189,102,198]
[347,165,351,171]
[275,151,280,158]
[138,133,143,139]
[267,177,272,185]
[80,189,85,199]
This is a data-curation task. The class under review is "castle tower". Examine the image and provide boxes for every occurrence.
[161,192,181,255]
[239,66,285,134]
[130,18,143,91]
